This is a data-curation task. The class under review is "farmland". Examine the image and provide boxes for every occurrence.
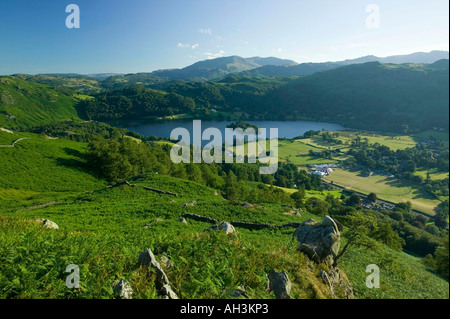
[323,168,442,216]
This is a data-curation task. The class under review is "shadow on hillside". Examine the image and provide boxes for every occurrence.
[385,178,437,200]
[55,147,102,179]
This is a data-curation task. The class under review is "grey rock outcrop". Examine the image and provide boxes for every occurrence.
[294,216,340,266]
[34,218,59,230]
[182,200,197,208]
[320,268,354,299]
[138,248,178,299]
[113,279,133,299]
[204,221,236,235]
[267,270,291,299]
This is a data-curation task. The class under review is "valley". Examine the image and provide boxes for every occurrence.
[0,51,448,300]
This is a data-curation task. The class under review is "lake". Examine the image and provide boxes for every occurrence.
[120,120,344,146]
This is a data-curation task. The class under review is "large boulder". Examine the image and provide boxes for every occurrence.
[34,218,59,230]
[267,270,291,299]
[294,216,340,266]
[138,248,179,299]
[204,221,236,235]
[113,279,133,299]
[320,268,354,299]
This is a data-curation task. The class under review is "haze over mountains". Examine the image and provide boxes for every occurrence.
[99,50,449,84]
[11,50,449,85]
[3,50,448,133]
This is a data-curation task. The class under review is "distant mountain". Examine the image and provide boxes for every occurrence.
[99,56,298,89]
[234,50,450,78]
[263,61,449,132]
[152,55,297,81]
[80,61,449,133]
[88,73,124,79]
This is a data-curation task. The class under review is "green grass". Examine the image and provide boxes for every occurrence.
[0,76,79,129]
[414,168,449,181]
[0,133,448,299]
[324,168,442,216]
[0,130,106,213]
[339,242,449,299]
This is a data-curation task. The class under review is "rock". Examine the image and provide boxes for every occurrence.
[320,268,354,299]
[183,200,197,208]
[267,270,291,299]
[294,216,340,266]
[113,279,133,299]
[161,284,179,299]
[242,202,254,208]
[138,248,179,299]
[183,213,218,224]
[144,218,164,228]
[204,221,236,235]
[138,249,170,287]
[34,218,59,230]
[160,255,174,269]
[230,286,249,299]
[178,218,188,225]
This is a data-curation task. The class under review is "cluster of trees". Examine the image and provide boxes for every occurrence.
[347,138,449,198]
[85,137,323,205]
[30,120,130,143]
[77,86,195,121]
[348,141,449,175]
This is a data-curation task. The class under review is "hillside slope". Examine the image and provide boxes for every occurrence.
[0,76,79,129]
[264,61,449,132]
[0,131,448,299]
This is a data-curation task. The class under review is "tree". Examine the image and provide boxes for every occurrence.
[371,222,405,251]
[291,189,305,208]
[186,164,204,184]
[435,236,449,279]
[223,171,239,201]
[434,215,449,230]
[347,193,361,206]
[367,192,377,203]
[333,212,379,267]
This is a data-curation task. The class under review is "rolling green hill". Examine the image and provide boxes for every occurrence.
[0,129,448,299]
[0,76,80,129]
[12,74,103,94]
[264,61,449,132]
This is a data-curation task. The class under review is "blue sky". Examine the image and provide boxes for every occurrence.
[0,0,448,75]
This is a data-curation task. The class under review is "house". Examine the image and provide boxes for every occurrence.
[312,171,326,177]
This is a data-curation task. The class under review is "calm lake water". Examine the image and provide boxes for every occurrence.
[120,120,344,147]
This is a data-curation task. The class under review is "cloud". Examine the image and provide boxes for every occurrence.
[204,50,225,59]
[177,43,199,49]
[199,28,212,35]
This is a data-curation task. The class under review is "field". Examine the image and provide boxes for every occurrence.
[414,168,449,181]
[302,131,418,151]
[323,168,442,216]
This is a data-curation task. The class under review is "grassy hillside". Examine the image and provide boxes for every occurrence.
[0,130,106,214]
[0,77,79,129]
[12,74,102,94]
[0,132,448,299]
[1,171,448,299]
